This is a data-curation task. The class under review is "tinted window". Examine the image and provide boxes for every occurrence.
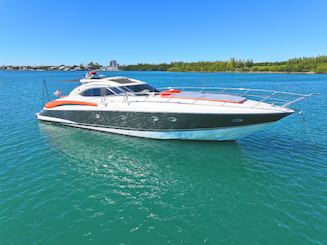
[82,89,94,96]
[126,84,159,93]
[119,86,132,92]
[110,87,124,94]
[93,88,101,96]
[101,88,114,96]
[81,88,102,96]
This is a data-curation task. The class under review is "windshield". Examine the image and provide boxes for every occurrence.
[124,84,159,93]
[106,84,159,95]
[81,87,114,96]
[109,87,125,94]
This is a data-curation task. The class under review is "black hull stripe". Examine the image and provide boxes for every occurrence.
[39,110,292,130]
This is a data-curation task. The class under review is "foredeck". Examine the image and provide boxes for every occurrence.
[160,91,247,104]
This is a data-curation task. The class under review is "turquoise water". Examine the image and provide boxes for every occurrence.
[0,71,326,244]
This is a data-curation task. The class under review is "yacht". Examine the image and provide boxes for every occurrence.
[36,75,313,141]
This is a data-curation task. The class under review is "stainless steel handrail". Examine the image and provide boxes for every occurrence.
[106,87,317,109]
[158,86,309,96]
[157,87,317,107]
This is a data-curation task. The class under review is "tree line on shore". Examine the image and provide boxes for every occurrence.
[2,56,327,73]
[120,56,327,73]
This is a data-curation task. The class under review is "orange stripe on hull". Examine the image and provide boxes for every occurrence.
[45,100,98,109]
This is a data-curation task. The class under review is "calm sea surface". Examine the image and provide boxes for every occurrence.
[0,71,326,244]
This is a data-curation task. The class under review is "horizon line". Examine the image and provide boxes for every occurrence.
[1,54,327,67]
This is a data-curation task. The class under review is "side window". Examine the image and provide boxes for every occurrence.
[101,88,114,96]
[126,84,159,92]
[81,89,93,96]
[119,86,132,92]
[93,88,101,96]
[81,88,101,96]
[110,87,124,94]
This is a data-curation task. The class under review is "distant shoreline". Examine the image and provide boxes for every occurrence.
[166,70,319,75]
[120,56,327,74]
[1,55,327,74]
[0,69,322,74]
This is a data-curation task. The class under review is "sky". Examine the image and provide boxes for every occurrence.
[0,0,326,65]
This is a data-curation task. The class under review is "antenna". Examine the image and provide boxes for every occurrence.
[42,79,50,106]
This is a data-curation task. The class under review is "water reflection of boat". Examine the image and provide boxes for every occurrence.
[38,122,248,171]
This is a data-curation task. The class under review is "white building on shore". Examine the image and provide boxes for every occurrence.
[107,60,119,71]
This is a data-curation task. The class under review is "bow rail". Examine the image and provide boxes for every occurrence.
[158,87,317,108]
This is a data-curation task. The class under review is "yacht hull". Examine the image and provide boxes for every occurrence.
[35,75,311,141]
[36,110,288,141]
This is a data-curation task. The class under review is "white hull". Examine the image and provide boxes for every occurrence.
[37,113,270,141]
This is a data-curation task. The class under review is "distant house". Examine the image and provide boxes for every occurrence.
[58,65,66,70]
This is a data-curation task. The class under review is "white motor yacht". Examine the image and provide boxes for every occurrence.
[36,75,313,141]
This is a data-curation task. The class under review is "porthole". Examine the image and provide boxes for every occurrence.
[232,118,243,123]
[168,117,177,122]
[150,116,159,123]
